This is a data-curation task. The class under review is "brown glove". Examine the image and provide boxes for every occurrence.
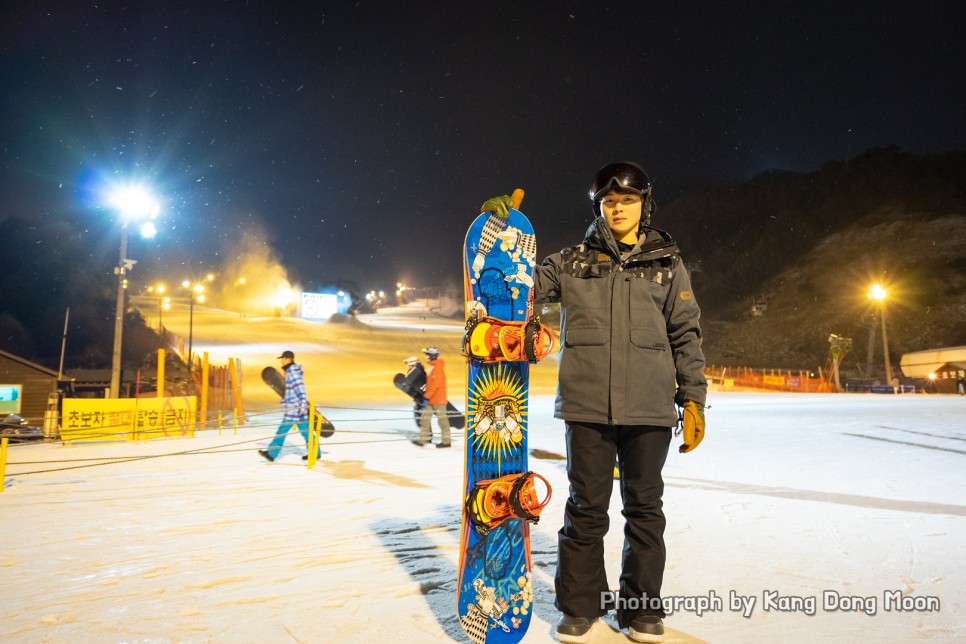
[679,400,705,453]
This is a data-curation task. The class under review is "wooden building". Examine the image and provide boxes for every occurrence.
[0,348,68,428]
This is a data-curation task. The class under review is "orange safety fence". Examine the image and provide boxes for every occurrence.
[707,365,833,393]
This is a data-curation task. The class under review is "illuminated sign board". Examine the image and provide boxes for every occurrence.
[301,292,339,320]
[0,384,21,414]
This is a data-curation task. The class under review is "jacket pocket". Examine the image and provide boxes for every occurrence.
[559,326,609,420]
[629,327,669,351]
[565,326,607,347]
[626,327,676,421]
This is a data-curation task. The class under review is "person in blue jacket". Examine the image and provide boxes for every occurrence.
[259,350,320,462]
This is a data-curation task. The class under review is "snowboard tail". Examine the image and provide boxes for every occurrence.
[261,366,335,438]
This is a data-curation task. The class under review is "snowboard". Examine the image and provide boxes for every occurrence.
[392,372,466,430]
[261,366,335,438]
[456,190,545,644]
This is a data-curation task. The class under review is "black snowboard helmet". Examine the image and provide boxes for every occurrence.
[590,161,655,225]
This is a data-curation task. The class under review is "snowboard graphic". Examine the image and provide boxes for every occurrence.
[392,372,466,430]
[261,366,336,438]
[456,190,551,644]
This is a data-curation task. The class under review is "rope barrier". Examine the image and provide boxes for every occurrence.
[3,404,469,478]
[30,404,437,444]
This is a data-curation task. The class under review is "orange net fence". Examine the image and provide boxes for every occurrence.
[707,365,833,393]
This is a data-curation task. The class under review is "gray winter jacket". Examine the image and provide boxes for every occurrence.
[534,217,707,427]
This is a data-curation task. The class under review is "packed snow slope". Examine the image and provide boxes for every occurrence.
[1,304,963,643]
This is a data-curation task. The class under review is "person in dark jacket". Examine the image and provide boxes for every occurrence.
[413,347,452,448]
[482,162,707,644]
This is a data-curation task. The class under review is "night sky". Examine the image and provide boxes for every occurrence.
[2,2,964,292]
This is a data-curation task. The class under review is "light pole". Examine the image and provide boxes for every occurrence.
[160,296,170,337]
[182,281,206,368]
[155,285,170,349]
[867,284,893,385]
[108,188,159,398]
[110,228,131,398]
[147,283,170,335]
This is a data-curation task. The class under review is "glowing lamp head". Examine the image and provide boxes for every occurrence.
[868,284,887,301]
[109,187,160,223]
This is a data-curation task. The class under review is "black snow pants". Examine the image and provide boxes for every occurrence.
[554,421,672,627]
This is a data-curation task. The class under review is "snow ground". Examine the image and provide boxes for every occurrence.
[1,392,963,643]
[2,304,964,642]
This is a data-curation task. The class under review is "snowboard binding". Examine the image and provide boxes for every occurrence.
[462,310,555,364]
[465,471,552,536]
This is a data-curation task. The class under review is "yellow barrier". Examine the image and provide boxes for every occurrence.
[62,397,197,442]
[0,437,7,493]
[228,357,244,426]
[307,402,318,469]
[201,351,210,432]
[157,348,166,398]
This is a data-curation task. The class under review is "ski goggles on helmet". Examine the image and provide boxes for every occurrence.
[589,162,651,202]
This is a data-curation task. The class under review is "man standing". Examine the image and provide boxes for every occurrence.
[482,161,707,643]
[412,347,452,448]
[259,350,320,462]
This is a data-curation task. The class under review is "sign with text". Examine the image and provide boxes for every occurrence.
[62,397,197,442]
[300,292,338,320]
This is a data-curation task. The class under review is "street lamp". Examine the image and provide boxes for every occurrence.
[867,284,893,385]
[182,281,206,368]
[108,187,159,398]
[146,283,171,347]
[147,283,169,332]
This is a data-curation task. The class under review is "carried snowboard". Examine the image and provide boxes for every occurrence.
[261,366,335,438]
[392,372,466,430]
[456,189,552,644]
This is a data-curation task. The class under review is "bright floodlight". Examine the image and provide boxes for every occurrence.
[140,221,157,238]
[275,288,293,308]
[109,187,160,222]
[868,284,887,301]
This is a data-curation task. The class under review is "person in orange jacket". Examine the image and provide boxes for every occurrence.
[412,347,452,448]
